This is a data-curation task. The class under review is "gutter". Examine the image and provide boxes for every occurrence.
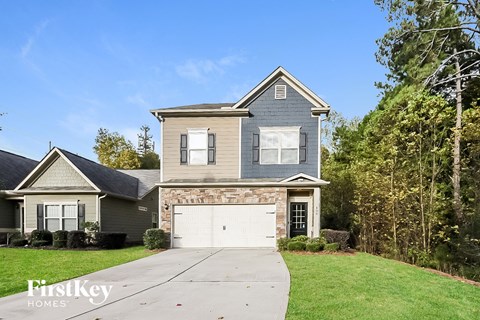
[156,181,330,188]
[150,108,250,118]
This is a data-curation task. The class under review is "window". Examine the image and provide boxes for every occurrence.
[188,129,208,165]
[44,203,78,232]
[180,129,216,165]
[260,127,300,164]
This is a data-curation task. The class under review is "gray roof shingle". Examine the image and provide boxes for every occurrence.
[0,150,38,190]
[154,103,234,111]
[118,169,160,198]
[59,149,139,199]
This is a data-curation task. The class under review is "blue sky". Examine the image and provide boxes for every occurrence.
[0,1,389,161]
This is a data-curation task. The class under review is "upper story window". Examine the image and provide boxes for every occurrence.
[259,127,300,164]
[180,129,216,165]
[252,127,307,165]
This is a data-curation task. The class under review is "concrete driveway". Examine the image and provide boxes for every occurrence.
[0,248,290,320]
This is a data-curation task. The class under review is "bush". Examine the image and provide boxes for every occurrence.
[96,232,127,249]
[11,239,28,247]
[306,242,322,252]
[287,241,306,251]
[32,240,49,247]
[324,242,340,252]
[143,229,166,250]
[67,231,86,248]
[31,230,53,245]
[277,238,291,251]
[320,229,350,250]
[291,235,309,243]
[53,230,69,248]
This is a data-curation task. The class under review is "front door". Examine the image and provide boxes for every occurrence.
[290,202,308,237]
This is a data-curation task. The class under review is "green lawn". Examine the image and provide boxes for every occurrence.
[282,252,480,320]
[0,246,155,298]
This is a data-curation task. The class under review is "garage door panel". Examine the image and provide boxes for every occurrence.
[173,205,276,248]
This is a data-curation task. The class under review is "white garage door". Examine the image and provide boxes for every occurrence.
[173,205,276,248]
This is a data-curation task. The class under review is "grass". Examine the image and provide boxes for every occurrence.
[282,252,480,320]
[0,246,155,298]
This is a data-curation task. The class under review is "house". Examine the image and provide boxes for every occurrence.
[0,150,38,241]
[14,148,159,242]
[150,66,330,248]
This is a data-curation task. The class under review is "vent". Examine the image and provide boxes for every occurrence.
[275,85,286,99]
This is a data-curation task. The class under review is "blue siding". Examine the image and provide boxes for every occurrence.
[241,79,318,178]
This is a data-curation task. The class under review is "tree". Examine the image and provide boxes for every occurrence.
[140,151,160,169]
[0,112,5,131]
[137,125,154,156]
[375,0,480,223]
[93,128,140,169]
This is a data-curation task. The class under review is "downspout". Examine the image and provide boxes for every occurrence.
[98,194,107,232]
[154,112,164,183]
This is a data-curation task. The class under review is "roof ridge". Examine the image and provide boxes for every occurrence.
[0,149,38,162]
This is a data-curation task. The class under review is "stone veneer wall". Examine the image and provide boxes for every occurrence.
[161,187,287,239]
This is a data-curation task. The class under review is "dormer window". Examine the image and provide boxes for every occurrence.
[275,85,287,99]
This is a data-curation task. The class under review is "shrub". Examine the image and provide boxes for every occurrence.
[320,229,350,250]
[287,241,306,251]
[32,240,49,247]
[143,229,165,250]
[277,238,291,251]
[7,232,21,245]
[307,237,325,251]
[11,239,28,247]
[67,231,86,248]
[291,235,309,243]
[96,232,127,249]
[306,242,322,252]
[31,230,53,245]
[82,221,100,233]
[53,230,69,248]
[324,242,340,252]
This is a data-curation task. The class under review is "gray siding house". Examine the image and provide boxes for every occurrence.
[14,148,159,242]
[0,150,38,240]
[151,67,330,248]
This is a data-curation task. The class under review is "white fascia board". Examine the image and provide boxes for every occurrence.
[56,149,101,192]
[281,173,325,183]
[14,148,58,191]
[232,66,330,110]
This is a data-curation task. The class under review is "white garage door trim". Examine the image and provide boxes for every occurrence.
[172,204,276,248]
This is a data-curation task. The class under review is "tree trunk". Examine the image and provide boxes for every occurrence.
[453,48,463,223]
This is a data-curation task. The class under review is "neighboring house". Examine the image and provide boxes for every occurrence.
[14,148,159,242]
[151,66,330,248]
[0,150,38,241]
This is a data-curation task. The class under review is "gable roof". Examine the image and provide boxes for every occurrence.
[0,150,38,190]
[16,148,141,200]
[232,66,330,112]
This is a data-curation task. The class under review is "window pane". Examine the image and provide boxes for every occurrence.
[63,218,77,231]
[189,132,207,149]
[261,149,278,164]
[281,149,298,164]
[189,150,207,165]
[63,205,77,218]
[261,132,279,148]
[45,205,60,218]
[281,131,299,148]
[45,219,60,232]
